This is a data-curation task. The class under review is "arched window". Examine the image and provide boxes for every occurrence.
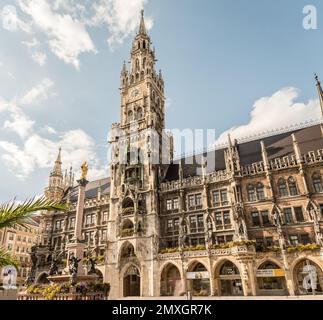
[278,178,288,197]
[137,41,140,49]
[121,219,134,238]
[143,57,146,69]
[137,107,143,119]
[143,41,146,49]
[247,184,256,202]
[256,183,265,200]
[128,110,133,122]
[135,59,140,70]
[313,172,323,193]
[136,73,139,81]
[288,176,298,196]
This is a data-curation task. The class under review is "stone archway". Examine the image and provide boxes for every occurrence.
[256,261,287,296]
[123,265,141,297]
[293,259,323,295]
[216,260,243,296]
[160,263,182,296]
[186,261,210,297]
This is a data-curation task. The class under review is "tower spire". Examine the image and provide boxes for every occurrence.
[315,73,323,117]
[139,9,147,35]
[51,147,62,176]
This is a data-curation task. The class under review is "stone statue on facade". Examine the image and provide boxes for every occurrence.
[308,204,323,246]
[206,217,213,246]
[88,258,97,275]
[49,256,59,276]
[179,219,188,249]
[233,203,247,240]
[272,208,287,250]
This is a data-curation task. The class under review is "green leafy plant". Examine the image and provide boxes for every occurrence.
[122,207,135,215]
[0,247,19,270]
[0,197,66,229]
[121,228,134,237]
[287,243,321,253]
[0,197,66,269]
[210,240,256,250]
[159,247,180,254]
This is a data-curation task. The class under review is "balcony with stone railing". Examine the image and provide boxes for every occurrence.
[157,241,256,260]
[242,148,323,176]
[160,169,229,192]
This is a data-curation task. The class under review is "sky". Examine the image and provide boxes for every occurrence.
[0,0,322,201]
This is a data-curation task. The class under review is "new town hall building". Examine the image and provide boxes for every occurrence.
[32,12,323,298]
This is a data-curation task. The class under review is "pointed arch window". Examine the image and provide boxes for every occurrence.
[247,184,256,202]
[128,110,133,122]
[313,172,323,193]
[143,57,146,69]
[137,107,143,119]
[256,183,265,200]
[288,176,298,196]
[278,178,288,197]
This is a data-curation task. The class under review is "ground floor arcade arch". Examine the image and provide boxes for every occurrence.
[293,259,323,295]
[256,261,287,296]
[160,263,182,296]
[186,261,210,296]
[123,265,141,297]
[215,260,243,296]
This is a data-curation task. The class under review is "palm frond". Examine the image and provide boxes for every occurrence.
[0,247,19,270]
[0,196,67,229]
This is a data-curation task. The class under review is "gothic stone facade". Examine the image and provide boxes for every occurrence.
[33,13,323,298]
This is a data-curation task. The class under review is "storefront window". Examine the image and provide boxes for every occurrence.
[186,263,210,296]
[218,261,243,296]
[256,262,287,295]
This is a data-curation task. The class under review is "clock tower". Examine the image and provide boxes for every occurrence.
[107,10,173,298]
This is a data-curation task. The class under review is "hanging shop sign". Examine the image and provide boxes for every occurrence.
[256,269,285,277]
[186,271,210,279]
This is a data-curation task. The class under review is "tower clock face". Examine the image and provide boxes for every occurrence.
[131,89,139,99]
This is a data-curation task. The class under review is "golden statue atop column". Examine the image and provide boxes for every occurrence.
[80,161,88,180]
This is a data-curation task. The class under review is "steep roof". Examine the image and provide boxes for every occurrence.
[163,124,323,181]
[68,177,111,201]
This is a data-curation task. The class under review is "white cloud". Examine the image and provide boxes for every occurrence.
[0,130,102,180]
[18,0,97,69]
[214,87,322,145]
[3,105,35,138]
[0,97,10,112]
[41,125,57,135]
[31,51,47,66]
[22,37,40,48]
[20,78,54,105]
[90,0,153,48]
[0,79,104,180]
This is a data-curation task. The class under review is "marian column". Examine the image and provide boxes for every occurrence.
[66,161,89,276]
